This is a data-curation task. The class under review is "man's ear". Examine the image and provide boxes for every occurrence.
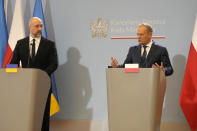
[149,32,152,39]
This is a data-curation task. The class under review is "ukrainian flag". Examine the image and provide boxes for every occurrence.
[5,64,18,73]
[33,0,60,116]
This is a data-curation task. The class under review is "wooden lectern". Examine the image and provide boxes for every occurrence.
[106,68,166,131]
[0,69,50,131]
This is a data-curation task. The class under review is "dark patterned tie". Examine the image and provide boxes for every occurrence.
[140,45,147,68]
[32,39,35,61]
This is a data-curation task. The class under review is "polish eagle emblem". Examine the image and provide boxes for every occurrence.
[90,18,108,38]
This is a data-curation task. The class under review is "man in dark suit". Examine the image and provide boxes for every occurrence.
[111,23,173,76]
[10,17,58,131]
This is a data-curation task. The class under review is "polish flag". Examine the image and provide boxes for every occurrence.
[180,17,197,131]
[3,0,25,67]
[125,64,139,73]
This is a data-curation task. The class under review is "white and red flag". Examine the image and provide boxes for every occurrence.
[124,64,139,73]
[3,0,25,67]
[180,16,197,131]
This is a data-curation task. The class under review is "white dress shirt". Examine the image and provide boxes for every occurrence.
[141,40,153,57]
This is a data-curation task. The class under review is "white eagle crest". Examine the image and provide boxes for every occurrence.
[91,18,108,38]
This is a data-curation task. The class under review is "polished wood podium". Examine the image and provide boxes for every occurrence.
[0,69,50,131]
[106,68,166,131]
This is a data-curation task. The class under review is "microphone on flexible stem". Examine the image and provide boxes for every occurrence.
[27,43,32,68]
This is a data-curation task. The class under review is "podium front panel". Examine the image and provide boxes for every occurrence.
[0,69,50,131]
[106,68,162,131]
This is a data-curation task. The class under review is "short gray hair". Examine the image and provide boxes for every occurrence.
[139,23,153,33]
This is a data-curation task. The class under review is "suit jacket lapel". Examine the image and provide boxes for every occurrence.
[23,37,30,58]
[136,45,142,63]
[146,42,156,65]
[35,37,44,59]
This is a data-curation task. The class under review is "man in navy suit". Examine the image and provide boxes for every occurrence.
[11,17,58,131]
[111,23,173,76]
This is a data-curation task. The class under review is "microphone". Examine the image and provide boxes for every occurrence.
[27,43,33,68]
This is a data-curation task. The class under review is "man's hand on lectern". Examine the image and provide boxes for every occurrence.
[111,57,119,68]
[152,62,165,72]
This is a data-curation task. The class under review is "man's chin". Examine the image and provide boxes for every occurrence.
[139,43,146,45]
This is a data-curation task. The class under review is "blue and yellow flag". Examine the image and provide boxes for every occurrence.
[33,0,60,116]
[6,64,18,73]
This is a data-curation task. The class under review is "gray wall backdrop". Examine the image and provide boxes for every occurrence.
[6,0,197,122]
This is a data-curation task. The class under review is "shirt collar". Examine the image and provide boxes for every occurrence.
[142,40,152,48]
[29,35,41,43]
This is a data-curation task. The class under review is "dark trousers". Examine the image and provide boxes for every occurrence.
[41,88,52,131]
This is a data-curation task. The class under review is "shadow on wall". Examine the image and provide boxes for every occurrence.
[162,54,187,122]
[55,47,93,122]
